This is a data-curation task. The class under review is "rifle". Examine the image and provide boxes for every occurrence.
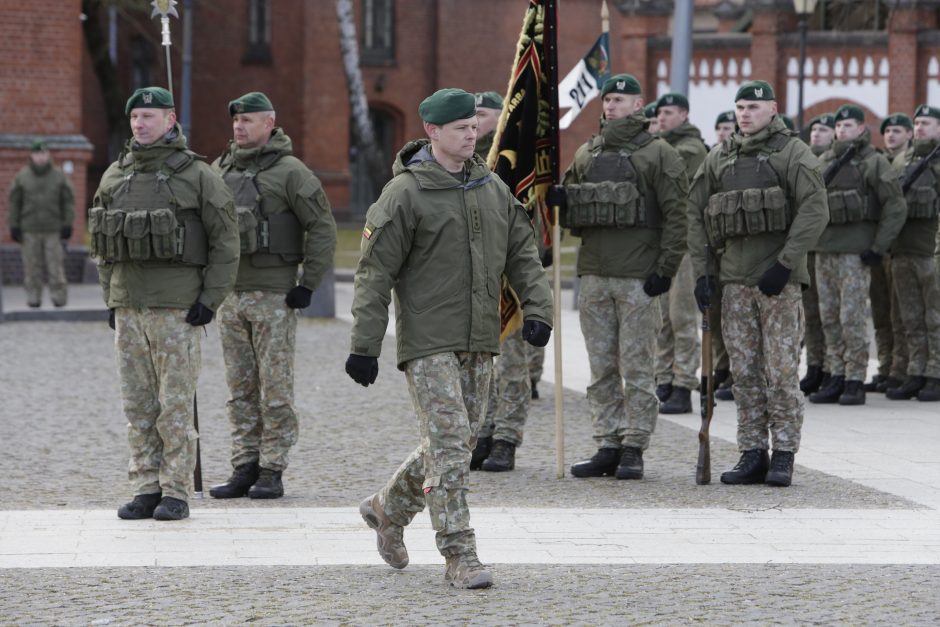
[822,144,858,186]
[193,392,203,497]
[901,143,940,194]
[696,246,715,485]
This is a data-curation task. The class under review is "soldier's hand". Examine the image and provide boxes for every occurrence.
[346,353,378,387]
[10,227,22,243]
[642,273,671,297]
[285,285,313,309]
[60,226,72,240]
[108,308,116,331]
[860,249,882,267]
[540,248,553,268]
[545,185,567,210]
[694,276,717,313]
[757,262,791,297]
[185,302,214,326]
[522,319,552,347]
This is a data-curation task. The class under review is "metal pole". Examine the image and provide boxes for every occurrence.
[180,0,193,140]
[670,0,694,94]
[797,15,808,132]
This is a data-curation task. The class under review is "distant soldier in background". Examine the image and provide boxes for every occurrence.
[645,102,660,134]
[714,110,736,146]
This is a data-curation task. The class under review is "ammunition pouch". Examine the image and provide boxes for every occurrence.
[235,205,259,255]
[706,185,789,247]
[250,211,304,268]
[88,205,206,266]
[826,189,879,224]
[905,185,940,219]
[560,181,659,229]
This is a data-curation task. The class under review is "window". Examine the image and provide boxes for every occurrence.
[244,0,272,63]
[809,0,887,31]
[361,0,394,65]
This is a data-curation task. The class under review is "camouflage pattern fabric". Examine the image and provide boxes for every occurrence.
[815,252,871,381]
[869,256,895,377]
[478,367,499,441]
[708,283,730,372]
[21,231,66,306]
[892,255,940,378]
[655,254,701,390]
[218,290,298,471]
[888,259,910,379]
[378,351,492,557]
[527,343,545,384]
[722,283,804,453]
[578,275,660,450]
[802,252,825,368]
[116,307,200,501]
[479,325,532,446]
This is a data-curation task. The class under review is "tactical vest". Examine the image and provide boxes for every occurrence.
[221,151,303,268]
[561,131,662,230]
[705,133,793,248]
[88,151,208,266]
[902,158,940,220]
[824,146,881,225]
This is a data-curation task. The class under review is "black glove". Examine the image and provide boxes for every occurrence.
[285,285,313,309]
[642,273,672,297]
[10,227,22,243]
[522,319,552,347]
[540,248,553,268]
[345,354,378,387]
[860,249,882,267]
[60,226,72,240]
[108,308,115,331]
[545,185,567,210]
[694,276,718,313]
[185,302,214,326]
[757,262,791,297]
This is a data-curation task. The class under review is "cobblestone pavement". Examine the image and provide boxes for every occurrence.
[2,564,939,625]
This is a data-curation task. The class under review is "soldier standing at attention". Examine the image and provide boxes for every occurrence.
[711,110,738,401]
[208,92,337,500]
[93,87,239,520]
[886,105,940,402]
[714,111,737,146]
[8,140,74,308]
[644,102,660,134]
[808,105,905,406]
[654,93,706,414]
[688,81,827,487]
[551,74,688,481]
[347,88,552,589]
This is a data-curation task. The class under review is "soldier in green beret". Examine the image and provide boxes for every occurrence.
[780,114,796,131]
[8,139,74,308]
[808,113,835,155]
[93,86,240,521]
[644,102,661,134]
[881,113,913,161]
[715,110,736,146]
[208,92,337,501]
[808,104,906,406]
[687,79,828,486]
[473,91,503,161]
[349,87,552,589]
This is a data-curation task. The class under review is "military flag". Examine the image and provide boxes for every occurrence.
[558,32,611,129]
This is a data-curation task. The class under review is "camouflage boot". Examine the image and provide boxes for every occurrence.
[470,436,492,471]
[117,493,162,520]
[359,494,408,569]
[153,496,189,521]
[444,552,493,589]
[481,440,516,472]
[765,451,795,487]
[248,468,283,499]
[209,461,260,499]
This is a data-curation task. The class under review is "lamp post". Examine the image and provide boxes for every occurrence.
[793,0,818,133]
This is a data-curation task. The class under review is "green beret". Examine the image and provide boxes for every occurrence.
[835,104,865,123]
[655,92,689,113]
[125,86,174,115]
[810,113,836,129]
[913,104,940,121]
[30,139,48,152]
[419,88,477,125]
[880,113,913,134]
[474,91,503,110]
[600,74,642,98]
[715,110,735,128]
[780,114,795,131]
[643,103,657,119]
[735,80,775,102]
[229,91,274,116]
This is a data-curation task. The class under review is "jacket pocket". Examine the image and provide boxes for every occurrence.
[88,206,105,258]
[123,210,151,261]
[101,209,127,261]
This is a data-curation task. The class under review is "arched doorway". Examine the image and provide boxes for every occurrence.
[349,108,396,216]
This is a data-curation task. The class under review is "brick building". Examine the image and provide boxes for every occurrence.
[3,0,940,251]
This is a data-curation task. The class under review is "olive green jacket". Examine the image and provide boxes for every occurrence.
[8,162,74,233]
[892,140,940,257]
[350,139,552,368]
[212,128,337,293]
[660,120,708,182]
[688,116,829,287]
[815,130,906,255]
[94,127,240,310]
[475,130,496,163]
[562,113,689,279]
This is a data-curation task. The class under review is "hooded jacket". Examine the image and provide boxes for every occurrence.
[660,120,708,181]
[9,161,74,233]
[892,139,940,257]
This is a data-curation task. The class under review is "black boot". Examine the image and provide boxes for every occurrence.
[886,375,926,400]
[655,382,673,403]
[531,380,539,400]
[248,468,284,499]
[876,376,903,393]
[799,365,824,396]
[481,439,516,472]
[838,380,866,406]
[808,375,845,404]
[614,447,644,480]
[570,447,621,478]
[209,461,260,499]
[765,451,795,487]
[720,449,770,485]
[863,374,886,393]
[117,493,162,520]
[917,377,940,402]
[470,436,492,470]
[714,379,734,401]
[659,386,692,414]
[153,496,189,521]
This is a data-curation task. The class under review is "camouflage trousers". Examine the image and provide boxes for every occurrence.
[655,254,700,389]
[378,352,492,557]
[892,255,940,378]
[802,252,825,368]
[870,256,906,378]
[579,275,660,450]
[528,343,545,384]
[708,281,730,372]
[815,253,871,382]
[888,258,909,379]
[115,307,200,501]
[218,291,298,472]
[21,231,67,307]
[479,325,532,446]
[723,283,804,453]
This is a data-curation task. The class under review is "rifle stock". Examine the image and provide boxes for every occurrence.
[696,246,715,485]
[901,143,940,194]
